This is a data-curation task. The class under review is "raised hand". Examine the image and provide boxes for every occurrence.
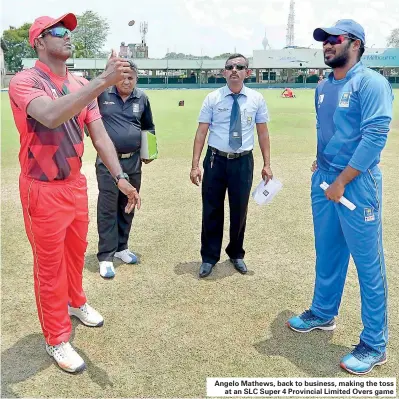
[99,49,132,86]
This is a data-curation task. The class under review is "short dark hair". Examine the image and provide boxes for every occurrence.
[358,46,365,59]
[225,53,249,67]
[346,33,364,60]
[127,59,138,72]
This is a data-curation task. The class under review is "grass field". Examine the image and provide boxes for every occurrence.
[1,89,398,398]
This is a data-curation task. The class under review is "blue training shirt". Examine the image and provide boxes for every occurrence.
[315,61,394,173]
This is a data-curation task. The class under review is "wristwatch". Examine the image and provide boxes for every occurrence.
[114,172,129,186]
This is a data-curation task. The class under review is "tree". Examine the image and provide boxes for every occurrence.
[162,51,251,61]
[386,28,399,47]
[163,52,197,59]
[2,23,36,72]
[72,41,87,58]
[97,50,110,58]
[213,53,232,60]
[72,11,109,58]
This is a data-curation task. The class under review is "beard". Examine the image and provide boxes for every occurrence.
[49,47,72,61]
[324,42,351,68]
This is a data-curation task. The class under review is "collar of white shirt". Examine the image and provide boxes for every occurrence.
[223,84,248,98]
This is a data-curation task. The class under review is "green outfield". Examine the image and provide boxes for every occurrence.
[1,89,398,398]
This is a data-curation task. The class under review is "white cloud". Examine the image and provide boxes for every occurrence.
[184,0,254,40]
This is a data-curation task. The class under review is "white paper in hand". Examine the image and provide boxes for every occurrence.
[320,181,356,211]
[252,178,283,205]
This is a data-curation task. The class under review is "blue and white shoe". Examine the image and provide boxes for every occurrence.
[114,249,138,264]
[99,261,115,279]
[340,341,387,375]
[287,309,336,333]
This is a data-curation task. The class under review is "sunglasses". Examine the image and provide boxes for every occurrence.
[322,35,352,46]
[225,64,247,71]
[38,27,71,39]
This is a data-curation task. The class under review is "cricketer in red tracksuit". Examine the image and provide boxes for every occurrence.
[9,60,101,345]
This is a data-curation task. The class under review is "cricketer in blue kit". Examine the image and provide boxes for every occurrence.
[286,20,394,375]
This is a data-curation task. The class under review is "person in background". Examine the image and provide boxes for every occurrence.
[96,60,155,279]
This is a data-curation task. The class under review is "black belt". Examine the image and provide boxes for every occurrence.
[117,151,137,159]
[209,146,252,159]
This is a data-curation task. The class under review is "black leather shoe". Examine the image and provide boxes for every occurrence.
[199,262,214,278]
[230,258,247,274]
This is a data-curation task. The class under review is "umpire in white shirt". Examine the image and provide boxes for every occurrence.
[190,54,273,278]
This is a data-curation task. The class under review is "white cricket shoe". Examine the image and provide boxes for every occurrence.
[114,249,138,264]
[46,342,86,373]
[68,303,104,327]
[99,260,115,278]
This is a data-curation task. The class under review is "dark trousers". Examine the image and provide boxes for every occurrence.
[96,152,142,262]
[201,148,254,264]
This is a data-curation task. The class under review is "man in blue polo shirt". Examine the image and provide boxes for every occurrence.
[287,20,394,375]
[190,53,273,278]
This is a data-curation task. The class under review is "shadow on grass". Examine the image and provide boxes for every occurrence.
[84,252,143,274]
[1,319,113,398]
[175,260,255,280]
[254,310,350,377]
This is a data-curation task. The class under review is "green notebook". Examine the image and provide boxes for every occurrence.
[140,130,158,160]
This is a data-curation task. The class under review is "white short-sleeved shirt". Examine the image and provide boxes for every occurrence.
[198,85,269,153]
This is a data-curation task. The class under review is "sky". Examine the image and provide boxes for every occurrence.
[1,0,398,58]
